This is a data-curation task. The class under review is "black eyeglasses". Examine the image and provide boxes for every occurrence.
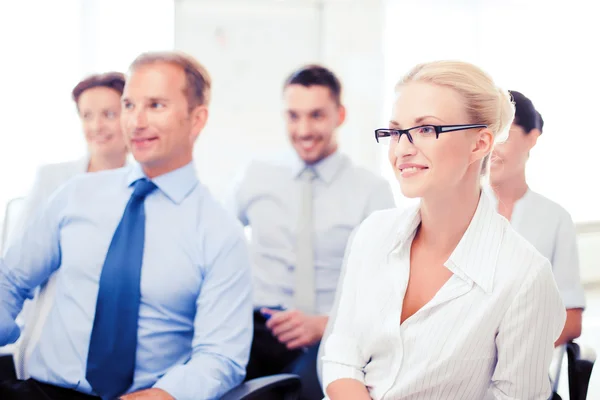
[374,124,487,144]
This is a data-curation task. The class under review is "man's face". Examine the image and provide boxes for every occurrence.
[121,62,207,177]
[283,84,345,164]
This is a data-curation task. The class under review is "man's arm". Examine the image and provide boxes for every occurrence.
[265,223,363,351]
[555,309,583,347]
[263,309,327,350]
[0,179,68,345]
[551,211,585,346]
[152,230,253,399]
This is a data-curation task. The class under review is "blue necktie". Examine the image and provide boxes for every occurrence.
[86,178,157,399]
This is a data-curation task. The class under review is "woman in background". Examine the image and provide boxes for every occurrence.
[488,90,585,346]
[10,72,128,379]
[321,61,565,399]
[11,72,128,241]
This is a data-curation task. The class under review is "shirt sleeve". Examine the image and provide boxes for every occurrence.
[0,178,69,346]
[490,260,566,399]
[321,223,370,390]
[551,211,586,309]
[153,229,253,400]
[364,179,396,218]
[317,225,358,383]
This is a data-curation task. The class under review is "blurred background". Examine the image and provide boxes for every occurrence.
[0,0,598,397]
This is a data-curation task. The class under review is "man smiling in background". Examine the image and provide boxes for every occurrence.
[227,65,395,400]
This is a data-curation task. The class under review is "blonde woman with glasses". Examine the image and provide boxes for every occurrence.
[321,61,566,400]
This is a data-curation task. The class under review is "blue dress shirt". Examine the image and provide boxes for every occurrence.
[0,162,253,400]
[226,150,395,315]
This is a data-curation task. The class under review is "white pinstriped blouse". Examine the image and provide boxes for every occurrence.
[321,193,566,400]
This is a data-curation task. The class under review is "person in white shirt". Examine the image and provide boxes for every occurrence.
[12,72,129,241]
[227,65,395,400]
[5,72,129,379]
[321,60,566,400]
[487,90,585,346]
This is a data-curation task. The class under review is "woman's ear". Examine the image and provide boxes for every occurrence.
[471,128,494,164]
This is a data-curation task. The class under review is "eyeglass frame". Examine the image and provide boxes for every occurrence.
[374,124,488,144]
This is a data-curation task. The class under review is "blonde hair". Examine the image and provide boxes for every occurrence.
[396,61,515,174]
[130,51,212,109]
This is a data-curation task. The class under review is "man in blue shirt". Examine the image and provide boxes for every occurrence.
[226,65,395,400]
[0,51,253,400]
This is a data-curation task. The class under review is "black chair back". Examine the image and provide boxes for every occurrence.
[566,342,596,400]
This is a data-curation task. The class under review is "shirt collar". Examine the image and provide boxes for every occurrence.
[291,150,347,184]
[78,153,133,173]
[389,192,505,293]
[125,162,199,204]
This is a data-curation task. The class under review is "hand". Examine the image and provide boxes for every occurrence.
[263,308,328,350]
[120,388,174,399]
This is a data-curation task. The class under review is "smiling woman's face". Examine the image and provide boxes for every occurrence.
[388,81,484,199]
[78,86,126,159]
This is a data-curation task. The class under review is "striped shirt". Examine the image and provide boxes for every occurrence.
[321,193,566,399]
[484,186,586,310]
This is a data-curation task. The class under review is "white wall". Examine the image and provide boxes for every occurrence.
[320,0,385,175]
[0,1,84,207]
[382,0,600,223]
[577,222,600,286]
[0,0,174,218]
[174,0,386,200]
[80,0,175,75]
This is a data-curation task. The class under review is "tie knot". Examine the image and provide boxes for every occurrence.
[132,178,157,199]
[299,167,317,182]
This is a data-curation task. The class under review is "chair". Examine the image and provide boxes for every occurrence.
[565,341,596,400]
[550,340,596,400]
[221,374,301,400]
[0,353,16,381]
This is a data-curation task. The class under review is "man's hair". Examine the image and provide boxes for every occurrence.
[72,72,125,108]
[283,65,342,105]
[129,51,212,109]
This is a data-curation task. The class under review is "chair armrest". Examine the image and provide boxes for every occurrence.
[577,344,597,364]
[220,373,301,400]
[567,341,597,364]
